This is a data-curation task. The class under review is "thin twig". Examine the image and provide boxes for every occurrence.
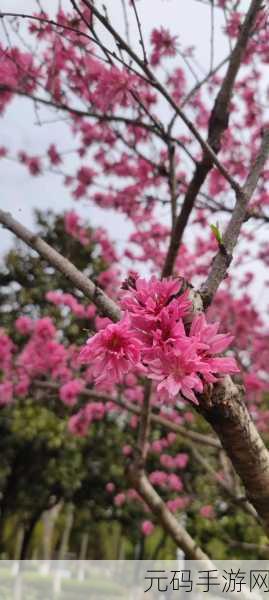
[33,379,221,448]
[168,144,177,229]
[79,0,239,189]
[210,0,215,72]
[201,128,269,305]
[130,0,148,64]
[137,380,152,465]
[0,209,121,322]
[121,0,131,47]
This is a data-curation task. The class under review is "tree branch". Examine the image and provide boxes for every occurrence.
[199,377,269,536]
[0,85,159,136]
[80,0,239,188]
[0,210,121,322]
[168,144,177,229]
[33,379,259,519]
[3,209,269,534]
[128,467,210,561]
[162,0,263,277]
[201,128,269,305]
[33,379,221,448]
[136,380,152,465]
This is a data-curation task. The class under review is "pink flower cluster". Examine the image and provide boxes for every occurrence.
[46,290,89,319]
[79,316,143,387]
[68,401,106,436]
[60,379,84,406]
[64,211,90,246]
[79,276,239,404]
[150,28,178,66]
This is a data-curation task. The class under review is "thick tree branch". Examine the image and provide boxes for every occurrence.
[199,377,269,536]
[0,210,121,322]
[201,128,269,305]
[128,467,210,561]
[162,0,263,277]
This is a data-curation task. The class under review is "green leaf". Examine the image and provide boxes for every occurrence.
[210,223,223,244]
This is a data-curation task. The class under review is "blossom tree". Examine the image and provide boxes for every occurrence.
[1,0,269,560]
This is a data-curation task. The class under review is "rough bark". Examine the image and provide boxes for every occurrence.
[200,377,269,535]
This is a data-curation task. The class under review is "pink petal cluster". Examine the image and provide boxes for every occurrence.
[79,276,239,403]
[68,401,105,436]
[79,316,142,387]
[141,520,155,536]
[46,290,86,318]
[150,28,178,65]
[60,379,84,406]
[64,211,90,246]
[15,316,33,336]
[199,504,215,519]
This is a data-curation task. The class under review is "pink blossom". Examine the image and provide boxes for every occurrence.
[174,453,189,469]
[244,373,264,391]
[106,482,115,493]
[48,144,61,165]
[34,317,56,340]
[28,157,42,176]
[68,409,91,437]
[15,316,33,335]
[122,444,132,456]
[141,520,155,536]
[167,473,183,492]
[150,28,178,66]
[79,316,142,387]
[121,275,190,333]
[77,166,95,186]
[86,305,96,319]
[160,454,175,470]
[94,66,137,110]
[166,497,189,513]
[64,211,89,246]
[127,489,139,501]
[148,343,205,404]
[0,332,14,374]
[86,402,106,421]
[190,314,234,355]
[151,440,164,454]
[114,492,126,507]
[60,379,84,406]
[149,471,168,487]
[95,317,113,331]
[200,504,215,519]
